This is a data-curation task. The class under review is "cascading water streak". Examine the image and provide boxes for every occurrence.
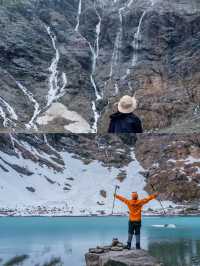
[74,2,102,132]
[109,7,124,79]
[75,0,82,32]
[131,11,146,67]
[54,73,68,101]
[127,0,133,7]
[45,25,68,108]
[45,25,60,107]
[89,5,103,132]
[124,0,154,79]
[0,96,18,127]
[89,43,102,101]
[0,106,8,127]
[130,0,156,69]
[109,5,126,94]
[114,83,119,95]
[0,97,18,121]
[90,8,102,100]
[91,101,100,133]
[16,81,40,130]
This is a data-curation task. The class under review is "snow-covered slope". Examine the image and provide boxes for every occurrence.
[0,134,173,216]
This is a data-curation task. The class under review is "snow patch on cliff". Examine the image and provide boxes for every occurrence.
[36,102,91,133]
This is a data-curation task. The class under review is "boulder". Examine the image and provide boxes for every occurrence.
[85,249,161,266]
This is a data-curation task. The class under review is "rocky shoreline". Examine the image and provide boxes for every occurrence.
[1,204,200,217]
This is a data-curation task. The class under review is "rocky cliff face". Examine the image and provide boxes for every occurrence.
[0,0,199,133]
[135,134,200,204]
[0,133,199,215]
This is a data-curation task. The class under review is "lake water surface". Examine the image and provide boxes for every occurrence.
[0,216,200,266]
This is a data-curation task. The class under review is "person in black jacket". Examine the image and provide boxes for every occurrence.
[108,95,143,133]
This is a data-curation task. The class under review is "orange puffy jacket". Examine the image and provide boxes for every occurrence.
[116,194,157,221]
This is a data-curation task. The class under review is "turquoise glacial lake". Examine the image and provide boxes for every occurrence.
[0,216,200,265]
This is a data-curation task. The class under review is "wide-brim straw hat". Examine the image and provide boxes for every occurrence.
[118,95,137,114]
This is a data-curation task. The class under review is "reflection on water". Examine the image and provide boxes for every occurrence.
[0,217,200,265]
[149,240,200,266]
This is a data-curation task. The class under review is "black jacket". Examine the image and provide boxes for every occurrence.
[108,112,143,133]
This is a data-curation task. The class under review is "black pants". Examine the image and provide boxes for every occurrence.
[127,221,141,249]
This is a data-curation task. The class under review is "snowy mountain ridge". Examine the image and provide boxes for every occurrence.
[0,134,199,216]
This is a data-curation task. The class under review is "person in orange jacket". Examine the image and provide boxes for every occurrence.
[115,191,158,250]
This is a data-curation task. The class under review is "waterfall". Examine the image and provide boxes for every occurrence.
[130,0,156,68]
[89,6,103,132]
[45,25,67,108]
[127,0,133,7]
[45,25,60,107]
[109,7,124,79]
[109,33,119,78]
[95,11,101,58]
[74,2,102,132]
[131,11,147,67]
[54,73,68,101]
[114,83,119,95]
[89,43,102,101]
[72,33,100,132]
[91,101,100,132]
[89,8,102,100]
[16,26,67,131]
[0,106,8,127]
[0,96,18,127]
[75,0,82,32]
[125,0,155,78]
[0,97,18,121]
[16,81,40,130]
[109,6,126,95]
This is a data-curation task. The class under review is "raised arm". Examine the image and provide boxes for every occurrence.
[115,194,129,205]
[139,194,157,206]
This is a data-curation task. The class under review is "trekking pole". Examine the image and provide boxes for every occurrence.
[112,185,120,215]
[151,184,166,215]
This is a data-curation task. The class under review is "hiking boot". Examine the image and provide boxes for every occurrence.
[125,243,131,250]
[136,243,140,249]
